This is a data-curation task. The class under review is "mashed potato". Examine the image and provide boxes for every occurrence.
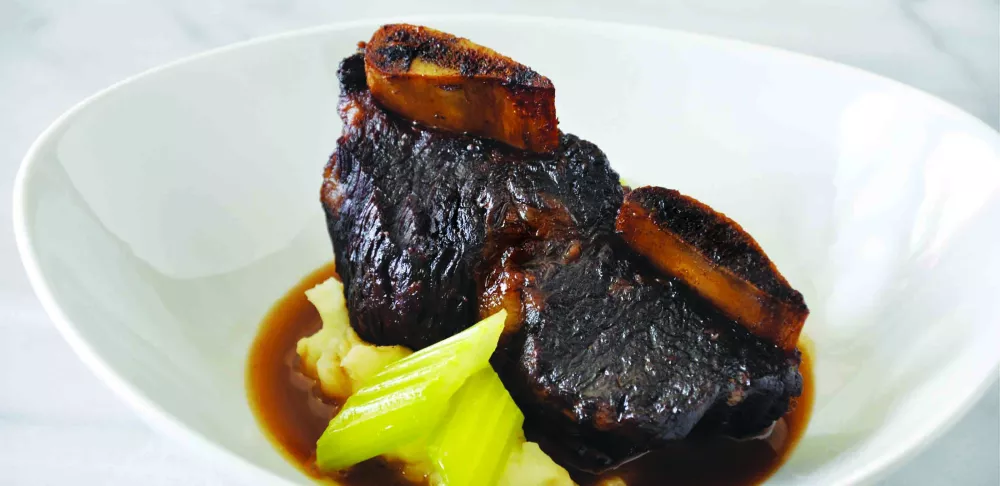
[297,277,575,485]
[500,442,575,486]
[296,278,411,399]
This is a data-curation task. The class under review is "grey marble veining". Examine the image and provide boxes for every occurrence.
[1,1,997,485]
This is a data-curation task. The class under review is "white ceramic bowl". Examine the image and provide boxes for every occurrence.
[13,15,1000,486]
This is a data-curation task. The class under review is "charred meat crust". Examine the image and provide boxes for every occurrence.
[491,238,802,472]
[324,50,803,471]
[617,187,808,351]
[366,24,551,88]
[325,53,620,350]
[364,24,559,153]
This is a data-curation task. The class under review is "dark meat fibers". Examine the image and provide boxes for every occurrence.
[321,53,801,470]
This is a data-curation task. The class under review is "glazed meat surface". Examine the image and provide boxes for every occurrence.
[323,53,621,350]
[365,24,559,152]
[487,238,800,471]
[618,187,808,351]
[322,52,802,470]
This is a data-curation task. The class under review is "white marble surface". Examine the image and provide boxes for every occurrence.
[1,1,997,484]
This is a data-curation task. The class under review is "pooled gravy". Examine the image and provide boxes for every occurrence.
[247,263,814,485]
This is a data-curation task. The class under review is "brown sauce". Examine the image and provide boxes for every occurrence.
[247,263,815,486]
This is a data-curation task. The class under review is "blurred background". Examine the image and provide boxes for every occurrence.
[1,1,997,484]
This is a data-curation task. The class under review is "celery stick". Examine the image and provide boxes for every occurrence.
[429,368,525,486]
[315,310,507,472]
[379,310,506,377]
[316,381,448,470]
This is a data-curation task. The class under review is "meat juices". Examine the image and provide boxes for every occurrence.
[246,264,815,486]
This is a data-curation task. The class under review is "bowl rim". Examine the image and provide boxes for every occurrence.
[12,13,1000,486]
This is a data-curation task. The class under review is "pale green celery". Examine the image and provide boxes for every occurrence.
[350,358,456,401]
[316,381,448,471]
[315,310,507,472]
[377,311,506,377]
[429,368,525,486]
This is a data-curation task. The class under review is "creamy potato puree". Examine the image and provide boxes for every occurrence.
[296,277,575,486]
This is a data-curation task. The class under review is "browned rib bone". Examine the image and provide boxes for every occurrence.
[617,187,808,351]
[364,24,559,153]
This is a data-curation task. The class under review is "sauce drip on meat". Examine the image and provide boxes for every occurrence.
[247,263,815,486]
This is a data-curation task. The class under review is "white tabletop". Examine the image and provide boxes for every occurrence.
[1,1,997,484]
